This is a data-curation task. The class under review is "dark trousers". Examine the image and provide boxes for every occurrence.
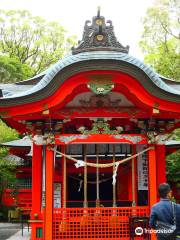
[157,234,177,240]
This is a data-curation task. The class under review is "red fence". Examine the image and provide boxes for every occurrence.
[53,206,150,240]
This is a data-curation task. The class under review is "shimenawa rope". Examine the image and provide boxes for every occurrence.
[51,146,153,168]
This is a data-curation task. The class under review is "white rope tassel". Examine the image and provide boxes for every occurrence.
[112,162,120,185]
[75,160,85,168]
[78,180,83,192]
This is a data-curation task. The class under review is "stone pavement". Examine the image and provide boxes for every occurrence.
[6,227,31,240]
[0,223,31,240]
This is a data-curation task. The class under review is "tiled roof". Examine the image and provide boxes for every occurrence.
[1,136,32,147]
[0,84,34,97]
[165,140,180,146]
[1,51,180,99]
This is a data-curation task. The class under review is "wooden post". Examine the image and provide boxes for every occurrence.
[31,143,43,240]
[156,144,166,186]
[148,145,158,240]
[132,145,137,206]
[112,145,116,207]
[96,144,100,207]
[44,146,54,240]
[128,161,132,202]
[148,145,157,207]
[62,145,67,208]
[83,144,88,208]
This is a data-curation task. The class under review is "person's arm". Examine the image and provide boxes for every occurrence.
[149,206,157,229]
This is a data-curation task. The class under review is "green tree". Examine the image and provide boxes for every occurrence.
[0,120,19,205]
[0,9,76,76]
[0,56,33,83]
[0,150,18,205]
[0,120,19,143]
[139,0,180,80]
[166,150,180,182]
[166,128,180,185]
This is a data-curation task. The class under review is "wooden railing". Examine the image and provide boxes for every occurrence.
[66,200,132,208]
[53,206,150,240]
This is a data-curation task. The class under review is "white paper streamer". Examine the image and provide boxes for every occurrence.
[75,160,85,168]
[112,162,120,185]
[78,180,83,192]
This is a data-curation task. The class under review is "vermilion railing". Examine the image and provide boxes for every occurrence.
[53,206,150,240]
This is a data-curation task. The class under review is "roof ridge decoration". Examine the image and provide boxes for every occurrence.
[72,7,129,54]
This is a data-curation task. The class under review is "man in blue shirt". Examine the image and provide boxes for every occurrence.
[149,183,180,240]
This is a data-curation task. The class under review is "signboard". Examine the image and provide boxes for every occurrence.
[137,144,148,190]
[54,183,61,208]
[42,183,61,208]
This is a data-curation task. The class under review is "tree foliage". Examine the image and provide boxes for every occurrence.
[166,150,180,182]
[166,128,180,183]
[0,55,33,83]
[0,120,19,143]
[140,0,180,80]
[0,155,18,204]
[0,9,76,77]
[0,120,19,204]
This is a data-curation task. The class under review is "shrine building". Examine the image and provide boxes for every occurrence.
[0,10,180,240]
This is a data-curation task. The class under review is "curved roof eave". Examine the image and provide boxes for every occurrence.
[158,74,179,82]
[2,51,180,99]
[15,70,47,85]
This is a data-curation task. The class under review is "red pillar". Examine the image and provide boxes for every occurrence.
[31,143,43,240]
[128,161,132,201]
[148,145,157,207]
[61,145,66,208]
[132,145,137,205]
[156,145,166,186]
[148,146,157,240]
[128,146,137,205]
[44,147,54,240]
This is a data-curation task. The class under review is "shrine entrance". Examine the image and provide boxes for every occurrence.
[53,139,152,240]
[63,143,133,208]
[68,173,113,206]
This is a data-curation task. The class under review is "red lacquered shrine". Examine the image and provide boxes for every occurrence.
[0,10,180,240]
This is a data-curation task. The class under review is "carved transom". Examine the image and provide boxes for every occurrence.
[66,92,134,108]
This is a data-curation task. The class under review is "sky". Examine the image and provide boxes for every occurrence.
[0,0,154,60]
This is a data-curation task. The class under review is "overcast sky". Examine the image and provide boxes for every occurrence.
[0,0,154,59]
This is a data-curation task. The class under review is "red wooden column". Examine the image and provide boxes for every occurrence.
[128,146,137,205]
[61,145,66,208]
[156,145,166,186]
[45,146,54,240]
[128,161,132,202]
[148,146,157,240]
[31,143,43,240]
[148,145,157,207]
[132,145,137,206]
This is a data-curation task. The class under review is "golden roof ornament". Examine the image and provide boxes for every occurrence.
[72,8,129,54]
